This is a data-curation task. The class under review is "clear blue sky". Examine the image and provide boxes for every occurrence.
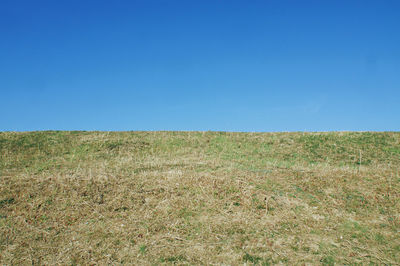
[1,0,399,131]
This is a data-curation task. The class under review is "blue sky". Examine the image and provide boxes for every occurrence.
[1,0,399,131]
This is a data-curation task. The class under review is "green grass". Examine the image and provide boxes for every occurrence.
[0,131,399,264]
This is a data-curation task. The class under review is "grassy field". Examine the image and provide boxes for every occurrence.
[0,131,399,265]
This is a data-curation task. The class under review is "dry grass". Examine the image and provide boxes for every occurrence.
[0,131,399,265]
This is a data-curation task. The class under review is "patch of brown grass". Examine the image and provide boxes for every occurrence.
[0,131,399,264]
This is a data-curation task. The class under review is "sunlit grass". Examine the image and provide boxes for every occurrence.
[1,131,399,264]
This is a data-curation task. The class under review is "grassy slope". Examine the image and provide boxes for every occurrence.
[0,131,399,265]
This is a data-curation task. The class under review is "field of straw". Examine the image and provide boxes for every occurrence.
[0,131,399,264]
